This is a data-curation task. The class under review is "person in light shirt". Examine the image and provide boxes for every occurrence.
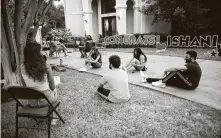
[97,55,130,103]
[21,42,59,125]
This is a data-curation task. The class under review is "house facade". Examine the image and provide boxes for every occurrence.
[63,0,171,41]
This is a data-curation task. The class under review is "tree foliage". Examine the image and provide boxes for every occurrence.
[140,0,212,35]
[41,4,65,38]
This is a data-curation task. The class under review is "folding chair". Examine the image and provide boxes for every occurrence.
[8,86,65,138]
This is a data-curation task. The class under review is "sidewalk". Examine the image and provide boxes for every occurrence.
[48,51,221,110]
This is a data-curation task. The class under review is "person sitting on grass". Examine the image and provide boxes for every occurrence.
[21,42,59,125]
[97,55,130,103]
[140,50,202,90]
[123,48,147,71]
[79,47,102,72]
[79,35,94,58]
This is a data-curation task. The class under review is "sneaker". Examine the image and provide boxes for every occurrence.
[152,80,166,88]
[141,77,147,83]
[140,71,147,78]
[140,71,148,83]
[78,67,87,72]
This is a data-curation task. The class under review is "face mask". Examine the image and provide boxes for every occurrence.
[109,64,112,70]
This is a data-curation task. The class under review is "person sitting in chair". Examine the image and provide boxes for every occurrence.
[21,42,59,124]
[79,35,94,58]
[79,47,102,72]
[123,48,147,71]
[47,37,69,57]
[97,55,130,103]
[140,50,202,90]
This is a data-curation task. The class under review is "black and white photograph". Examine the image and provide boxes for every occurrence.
[1,0,221,137]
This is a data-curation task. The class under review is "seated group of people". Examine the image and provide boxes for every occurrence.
[21,41,202,124]
[78,46,202,102]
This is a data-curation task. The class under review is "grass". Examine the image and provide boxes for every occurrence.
[1,69,221,138]
[104,48,221,61]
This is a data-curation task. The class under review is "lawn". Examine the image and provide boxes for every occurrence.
[1,69,221,138]
[104,48,221,61]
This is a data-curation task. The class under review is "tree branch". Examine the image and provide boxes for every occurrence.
[39,0,54,23]
[14,0,23,51]
[34,0,45,24]
[22,0,38,33]
[1,20,14,86]
[2,0,18,70]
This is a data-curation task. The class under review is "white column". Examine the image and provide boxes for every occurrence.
[83,10,93,37]
[98,0,102,35]
[82,0,94,38]
[64,0,85,36]
[115,4,127,35]
[133,5,141,33]
[140,13,146,33]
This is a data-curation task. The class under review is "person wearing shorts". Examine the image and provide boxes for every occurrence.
[97,55,130,103]
[79,47,102,72]
[123,48,147,71]
[79,35,94,58]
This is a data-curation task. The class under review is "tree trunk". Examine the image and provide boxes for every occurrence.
[1,20,20,87]
[20,0,38,63]
[2,0,17,71]
[14,0,23,56]
[30,0,54,41]
[2,0,25,87]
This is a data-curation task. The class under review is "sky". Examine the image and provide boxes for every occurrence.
[54,0,64,7]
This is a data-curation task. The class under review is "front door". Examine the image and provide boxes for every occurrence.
[102,16,116,37]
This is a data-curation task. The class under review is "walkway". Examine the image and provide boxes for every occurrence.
[47,51,221,110]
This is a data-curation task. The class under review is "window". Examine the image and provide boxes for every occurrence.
[101,0,116,14]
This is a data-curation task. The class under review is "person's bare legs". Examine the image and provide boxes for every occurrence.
[125,58,140,71]
[84,60,92,68]
[62,48,68,56]
[79,60,92,71]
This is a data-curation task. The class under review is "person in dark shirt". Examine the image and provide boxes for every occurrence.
[79,35,94,58]
[78,47,102,72]
[140,50,202,90]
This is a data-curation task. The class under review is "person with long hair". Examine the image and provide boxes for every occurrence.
[79,46,102,72]
[21,42,58,124]
[79,35,94,58]
[123,48,147,71]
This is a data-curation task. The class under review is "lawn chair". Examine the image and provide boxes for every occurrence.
[8,86,65,138]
